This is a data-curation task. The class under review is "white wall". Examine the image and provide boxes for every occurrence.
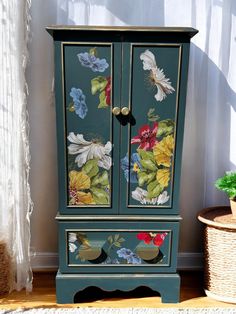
[28,0,236,270]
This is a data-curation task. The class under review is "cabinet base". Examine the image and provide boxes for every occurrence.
[56,271,180,304]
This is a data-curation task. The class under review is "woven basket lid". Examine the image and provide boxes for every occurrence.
[198,206,236,230]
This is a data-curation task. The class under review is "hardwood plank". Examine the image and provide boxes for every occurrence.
[0,271,236,309]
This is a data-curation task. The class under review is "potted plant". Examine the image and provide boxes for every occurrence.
[215,171,236,219]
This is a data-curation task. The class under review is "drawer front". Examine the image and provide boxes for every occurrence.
[58,221,179,273]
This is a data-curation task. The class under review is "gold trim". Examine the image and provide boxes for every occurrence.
[56,214,182,221]
[61,41,114,209]
[46,25,198,36]
[126,43,182,209]
[65,228,172,268]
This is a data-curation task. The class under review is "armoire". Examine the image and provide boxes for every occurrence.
[47,25,198,303]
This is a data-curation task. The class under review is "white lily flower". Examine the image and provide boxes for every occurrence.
[157,191,170,205]
[140,49,175,102]
[69,242,77,253]
[68,232,77,243]
[67,132,112,169]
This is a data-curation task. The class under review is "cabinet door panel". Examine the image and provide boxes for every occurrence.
[120,43,183,214]
[56,42,121,214]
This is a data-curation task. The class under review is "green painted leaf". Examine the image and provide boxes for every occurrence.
[91,76,107,95]
[137,149,155,162]
[157,119,175,137]
[147,180,163,199]
[82,159,99,178]
[107,235,113,244]
[91,187,109,204]
[137,171,149,187]
[114,234,120,241]
[118,237,125,243]
[91,171,109,187]
[68,102,75,112]
[140,159,157,171]
[98,91,109,108]
[114,242,121,247]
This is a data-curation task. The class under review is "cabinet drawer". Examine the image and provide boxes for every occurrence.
[58,220,179,273]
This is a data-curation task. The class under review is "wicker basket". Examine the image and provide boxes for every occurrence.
[198,206,236,303]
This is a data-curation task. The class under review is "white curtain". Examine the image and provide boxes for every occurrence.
[0,0,33,291]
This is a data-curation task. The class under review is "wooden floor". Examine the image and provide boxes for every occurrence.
[0,271,236,310]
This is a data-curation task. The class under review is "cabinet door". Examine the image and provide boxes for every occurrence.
[55,42,121,214]
[120,43,188,214]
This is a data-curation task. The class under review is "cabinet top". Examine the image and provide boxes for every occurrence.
[46,25,198,38]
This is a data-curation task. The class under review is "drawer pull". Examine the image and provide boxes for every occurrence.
[121,107,130,116]
[112,107,121,115]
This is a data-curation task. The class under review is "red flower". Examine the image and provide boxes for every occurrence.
[131,122,158,150]
[105,77,111,105]
[136,232,152,244]
[137,232,168,247]
[152,232,168,247]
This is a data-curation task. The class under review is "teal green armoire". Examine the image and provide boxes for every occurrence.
[47,26,198,303]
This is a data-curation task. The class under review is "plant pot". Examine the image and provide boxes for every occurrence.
[230,199,236,219]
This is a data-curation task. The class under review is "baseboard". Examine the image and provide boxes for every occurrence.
[177,252,203,270]
[31,252,204,271]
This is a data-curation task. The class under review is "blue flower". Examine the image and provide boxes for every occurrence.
[117,248,142,264]
[121,153,142,183]
[69,87,88,119]
[77,52,109,72]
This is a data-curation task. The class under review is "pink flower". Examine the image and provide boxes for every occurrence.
[131,122,158,150]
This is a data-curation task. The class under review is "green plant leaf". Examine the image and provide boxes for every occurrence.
[215,172,236,199]
[140,159,157,171]
[157,119,175,138]
[91,187,109,204]
[91,76,107,95]
[82,159,99,178]
[137,149,155,162]
[91,171,109,187]
[147,180,163,199]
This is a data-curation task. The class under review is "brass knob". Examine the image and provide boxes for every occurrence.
[112,107,121,116]
[121,107,130,116]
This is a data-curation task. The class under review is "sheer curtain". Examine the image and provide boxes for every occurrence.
[54,0,236,250]
[0,0,33,291]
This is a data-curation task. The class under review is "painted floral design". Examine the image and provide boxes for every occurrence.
[131,122,158,151]
[140,49,175,102]
[77,48,109,72]
[91,76,111,108]
[131,188,169,205]
[68,232,167,265]
[69,170,95,205]
[137,232,168,247]
[122,109,175,205]
[67,132,111,205]
[117,248,141,264]
[67,132,112,169]
[121,153,142,183]
[68,87,88,119]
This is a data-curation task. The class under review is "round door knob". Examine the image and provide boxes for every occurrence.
[121,107,130,116]
[112,107,121,116]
